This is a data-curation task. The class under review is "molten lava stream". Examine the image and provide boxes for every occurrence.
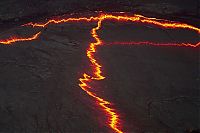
[105,41,200,48]
[79,18,123,133]
[0,32,41,45]
[2,12,199,132]
[77,14,200,133]
[24,13,200,34]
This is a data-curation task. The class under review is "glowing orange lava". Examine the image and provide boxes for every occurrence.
[24,13,200,33]
[0,13,199,133]
[0,32,41,45]
[79,17,123,133]
[23,16,99,27]
[105,41,200,48]
[78,14,199,133]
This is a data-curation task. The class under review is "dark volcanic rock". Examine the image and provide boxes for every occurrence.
[0,0,199,24]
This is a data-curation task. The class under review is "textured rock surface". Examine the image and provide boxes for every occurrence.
[0,19,199,132]
[0,1,199,132]
[0,0,199,22]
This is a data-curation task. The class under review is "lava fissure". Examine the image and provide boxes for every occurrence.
[105,41,200,48]
[24,13,200,33]
[79,17,123,133]
[78,14,200,133]
[23,16,100,27]
[0,13,199,133]
[0,32,41,45]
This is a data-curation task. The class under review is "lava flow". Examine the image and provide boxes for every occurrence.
[79,18,123,133]
[0,13,200,133]
[0,32,41,45]
[24,13,200,33]
[78,14,200,133]
[105,41,200,48]
[23,16,99,27]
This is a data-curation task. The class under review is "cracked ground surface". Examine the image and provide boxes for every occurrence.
[0,18,199,132]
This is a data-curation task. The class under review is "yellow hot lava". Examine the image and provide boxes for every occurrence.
[0,13,199,133]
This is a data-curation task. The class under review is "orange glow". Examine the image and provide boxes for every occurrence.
[23,13,200,33]
[102,14,200,33]
[0,32,41,45]
[134,14,200,32]
[1,12,199,132]
[78,14,199,133]
[79,17,123,133]
[105,41,200,48]
[23,16,99,27]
